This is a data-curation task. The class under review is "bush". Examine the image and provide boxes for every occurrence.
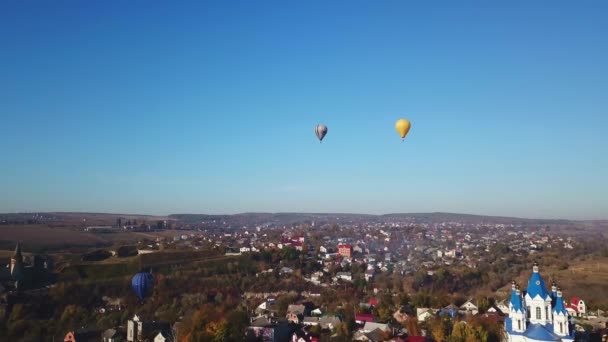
[116,245,138,258]
[81,250,112,262]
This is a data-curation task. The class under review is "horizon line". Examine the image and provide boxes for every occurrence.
[1,210,606,222]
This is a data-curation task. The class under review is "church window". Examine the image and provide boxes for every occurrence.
[536,307,541,320]
[527,306,531,318]
[517,320,521,331]
[559,322,563,333]
[546,306,549,320]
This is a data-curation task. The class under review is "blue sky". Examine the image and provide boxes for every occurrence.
[1,1,607,219]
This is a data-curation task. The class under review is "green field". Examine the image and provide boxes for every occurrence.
[0,224,199,253]
[58,249,232,282]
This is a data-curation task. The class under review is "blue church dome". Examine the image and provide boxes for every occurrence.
[526,262,551,300]
[524,324,561,341]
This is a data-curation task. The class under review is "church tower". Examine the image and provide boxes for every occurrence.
[509,282,527,333]
[553,287,570,337]
[10,242,24,277]
[10,242,25,289]
[551,281,558,303]
[525,262,552,325]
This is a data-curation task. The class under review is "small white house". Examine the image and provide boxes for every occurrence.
[362,322,390,333]
[496,300,510,314]
[335,272,352,282]
[311,308,323,316]
[417,308,433,322]
[154,331,171,342]
[460,300,479,315]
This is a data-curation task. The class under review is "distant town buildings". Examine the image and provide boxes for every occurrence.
[337,244,352,258]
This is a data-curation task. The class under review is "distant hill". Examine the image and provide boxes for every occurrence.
[2,211,604,229]
[381,212,574,225]
[168,211,582,226]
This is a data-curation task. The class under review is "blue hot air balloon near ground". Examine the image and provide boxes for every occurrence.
[131,272,154,301]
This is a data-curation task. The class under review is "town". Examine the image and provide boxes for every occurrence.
[3,1,607,341]
[1,212,607,341]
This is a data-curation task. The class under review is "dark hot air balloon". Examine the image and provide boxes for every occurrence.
[131,272,154,301]
[315,124,328,142]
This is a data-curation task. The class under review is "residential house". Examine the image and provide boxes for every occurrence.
[302,317,319,326]
[416,308,433,322]
[335,272,352,282]
[353,328,389,342]
[318,316,341,330]
[460,300,479,315]
[353,244,364,254]
[355,313,375,325]
[486,304,504,316]
[439,304,459,318]
[310,308,323,316]
[364,268,375,282]
[362,322,391,334]
[338,244,353,258]
[247,316,291,342]
[570,297,586,317]
[291,330,319,342]
[495,300,509,314]
[286,304,307,324]
[154,330,173,342]
[256,299,277,314]
[64,329,102,342]
[127,314,170,342]
[280,267,294,275]
[102,328,125,342]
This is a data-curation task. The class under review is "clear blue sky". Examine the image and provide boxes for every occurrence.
[1,1,607,219]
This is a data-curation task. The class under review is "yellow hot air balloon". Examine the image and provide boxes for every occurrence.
[395,119,411,141]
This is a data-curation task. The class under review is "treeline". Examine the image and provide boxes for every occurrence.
[425,315,504,342]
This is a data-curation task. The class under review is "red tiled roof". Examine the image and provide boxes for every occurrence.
[368,298,379,306]
[405,337,430,342]
[355,313,375,323]
[338,244,352,249]
[571,297,582,305]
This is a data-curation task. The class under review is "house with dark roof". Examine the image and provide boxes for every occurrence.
[102,328,125,342]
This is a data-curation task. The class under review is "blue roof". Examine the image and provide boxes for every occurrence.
[553,296,568,315]
[524,324,561,341]
[510,289,523,312]
[437,309,458,318]
[527,271,551,300]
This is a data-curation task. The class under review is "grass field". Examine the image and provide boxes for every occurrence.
[58,250,233,282]
[0,224,199,253]
[502,256,608,309]
[552,257,608,309]
[0,225,107,249]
